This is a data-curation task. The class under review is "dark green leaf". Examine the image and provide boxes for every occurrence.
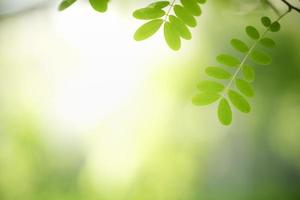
[205,67,231,79]
[228,90,251,113]
[134,19,163,41]
[133,8,165,20]
[217,54,240,67]
[235,79,254,97]
[218,98,232,125]
[260,37,276,48]
[242,65,255,82]
[261,16,271,27]
[251,50,272,65]
[231,39,249,53]
[180,0,202,16]
[89,0,109,12]
[192,93,220,106]
[173,5,197,27]
[164,22,181,51]
[246,26,260,40]
[197,80,224,93]
[148,1,170,9]
[270,22,281,32]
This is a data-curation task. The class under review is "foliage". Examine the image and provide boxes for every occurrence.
[58,0,109,12]
[133,0,207,50]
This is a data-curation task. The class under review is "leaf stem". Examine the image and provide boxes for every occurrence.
[164,0,176,22]
[221,9,291,97]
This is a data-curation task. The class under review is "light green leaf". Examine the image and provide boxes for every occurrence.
[164,22,181,51]
[261,16,271,27]
[228,90,251,113]
[231,38,249,53]
[133,8,165,20]
[197,80,224,93]
[192,93,220,106]
[180,0,202,16]
[205,67,231,79]
[260,37,276,48]
[217,54,240,67]
[134,19,163,41]
[235,79,254,97]
[169,15,192,40]
[148,1,170,9]
[218,98,232,125]
[246,26,260,40]
[173,5,197,27]
[58,0,77,11]
[242,65,255,82]
[251,50,272,65]
[270,22,281,32]
[89,0,109,12]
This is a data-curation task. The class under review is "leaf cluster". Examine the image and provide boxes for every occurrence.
[133,0,207,50]
[193,16,281,125]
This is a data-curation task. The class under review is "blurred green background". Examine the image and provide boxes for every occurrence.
[0,0,300,199]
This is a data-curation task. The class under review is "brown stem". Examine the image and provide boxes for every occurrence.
[281,0,300,13]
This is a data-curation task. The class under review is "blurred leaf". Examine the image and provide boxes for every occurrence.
[218,98,232,125]
[217,54,240,67]
[228,90,251,113]
[260,37,276,48]
[164,22,181,51]
[89,0,109,12]
[58,0,77,11]
[243,65,255,82]
[134,19,163,41]
[173,5,197,27]
[251,50,272,65]
[231,38,249,53]
[180,0,202,16]
[236,79,254,97]
[246,26,260,40]
[197,80,224,93]
[192,93,220,106]
[261,16,271,27]
[205,67,232,79]
[270,21,281,32]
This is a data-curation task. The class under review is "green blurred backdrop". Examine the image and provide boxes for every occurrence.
[0,0,300,200]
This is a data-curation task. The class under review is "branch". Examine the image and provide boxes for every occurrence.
[281,0,300,13]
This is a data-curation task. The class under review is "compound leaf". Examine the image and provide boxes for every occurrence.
[270,22,281,32]
[231,39,249,53]
[133,8,165,20]
[246,26,260,40]
[180,0,202,16]
[242,65,255,82]
[169,15,192,40]
[260,37,276,48]
[174,5,197,27]
[261,16,271,27]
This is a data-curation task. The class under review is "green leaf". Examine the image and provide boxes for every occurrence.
[164,22,181,51]
[205,67,231,79]
[217,54,240,67]
[169,15,192,40]
[251,50,272,65]
[148,1,170,9]
[197,0,206,4]
[134,19,163,41]
[197,80,224,93]
[228,90,251,113]
[192,93,220,106]
[261,16,271,27]
[180,0,202,16]
[270,22,281,32]
[242,65,255,82]
[259,37,276,48]
[89,0,109,12]
[58,0,77,11]
[230,39,249,53]
[235,79,254,97]
[133,8,165,20]
[218,98,232,125]
[173,5,197,27]
[246,26,260,40]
